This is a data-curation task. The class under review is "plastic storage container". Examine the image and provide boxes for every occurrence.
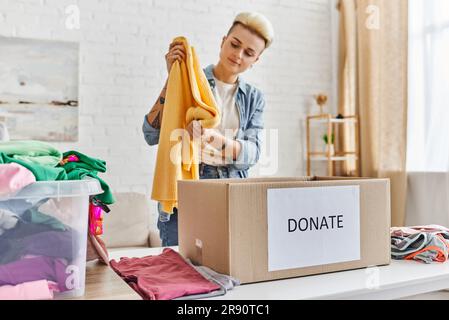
[0,178,103,299]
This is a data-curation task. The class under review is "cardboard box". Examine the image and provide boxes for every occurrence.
[178,177,391,284]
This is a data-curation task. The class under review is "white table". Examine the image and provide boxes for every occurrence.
[108,247,449,300]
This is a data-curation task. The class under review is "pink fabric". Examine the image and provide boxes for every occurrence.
[0,280,59,300]
[89,203,104,236]
[0,163,36,197]
[110,248,220,300]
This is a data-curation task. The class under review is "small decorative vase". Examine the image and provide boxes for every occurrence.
[325,144,335,156]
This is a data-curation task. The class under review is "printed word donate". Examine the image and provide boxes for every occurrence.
[288,215,344,232]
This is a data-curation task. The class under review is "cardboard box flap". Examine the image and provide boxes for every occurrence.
[179,176,388,187]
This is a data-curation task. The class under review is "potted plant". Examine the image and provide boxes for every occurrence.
[322,133,335,156]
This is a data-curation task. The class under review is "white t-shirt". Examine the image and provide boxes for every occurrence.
[201,77,240,166]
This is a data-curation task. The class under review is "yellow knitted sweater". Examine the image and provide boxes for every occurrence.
[151,37,220,213]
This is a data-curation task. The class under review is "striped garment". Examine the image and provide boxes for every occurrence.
[391,225,449,263]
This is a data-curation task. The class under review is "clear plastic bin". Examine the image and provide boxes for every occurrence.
[0,178,103,299]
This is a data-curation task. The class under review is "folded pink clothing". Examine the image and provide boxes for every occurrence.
[110,248,220,300]
[0,163,36,197]
[0,280,60,300]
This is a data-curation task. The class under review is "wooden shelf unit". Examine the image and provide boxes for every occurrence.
[306,113,360,176]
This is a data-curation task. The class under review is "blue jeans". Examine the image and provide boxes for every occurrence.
[157,163,240,247]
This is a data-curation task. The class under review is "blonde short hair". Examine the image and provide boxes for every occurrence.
[228,12,274,49]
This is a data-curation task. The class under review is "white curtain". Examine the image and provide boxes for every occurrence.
[406,0,449,226]
[407,0,449,171]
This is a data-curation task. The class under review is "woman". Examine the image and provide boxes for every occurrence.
[143,12,274,246]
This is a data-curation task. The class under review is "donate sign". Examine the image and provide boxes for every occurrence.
[267,186,361,272]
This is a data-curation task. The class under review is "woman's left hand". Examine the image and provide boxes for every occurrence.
[201,129,223,150]
[186,120,202,140]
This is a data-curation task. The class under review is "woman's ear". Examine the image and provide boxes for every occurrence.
[250,56,260,69]
[221,36,226,48]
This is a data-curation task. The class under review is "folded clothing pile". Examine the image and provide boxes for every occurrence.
[110,248,240,300]
[0,140,115,299]
[391,225,449,263]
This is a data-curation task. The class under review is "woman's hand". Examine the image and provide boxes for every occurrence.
[165,41,186,73]
[201,129,242,161]
[186,123,222,149]
[186,120,202,140]
[201,129,221,148]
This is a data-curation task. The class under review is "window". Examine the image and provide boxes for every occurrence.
[407,0,449,171]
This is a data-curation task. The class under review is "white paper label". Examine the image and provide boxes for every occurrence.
[267,186,361,271]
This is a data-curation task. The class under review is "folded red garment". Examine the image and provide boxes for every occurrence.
[110,248,220,300]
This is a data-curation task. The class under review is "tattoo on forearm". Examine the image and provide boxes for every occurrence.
[147,83,168,129]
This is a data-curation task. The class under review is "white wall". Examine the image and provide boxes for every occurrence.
[0,0,336,215]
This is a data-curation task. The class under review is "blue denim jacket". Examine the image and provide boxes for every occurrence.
[142,64,266,178]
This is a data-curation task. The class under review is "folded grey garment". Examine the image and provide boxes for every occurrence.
[173,259,241,300]
[391,233,428,258]
[195,265,241,290]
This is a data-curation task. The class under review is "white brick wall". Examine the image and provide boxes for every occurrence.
[0,0,337,216]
